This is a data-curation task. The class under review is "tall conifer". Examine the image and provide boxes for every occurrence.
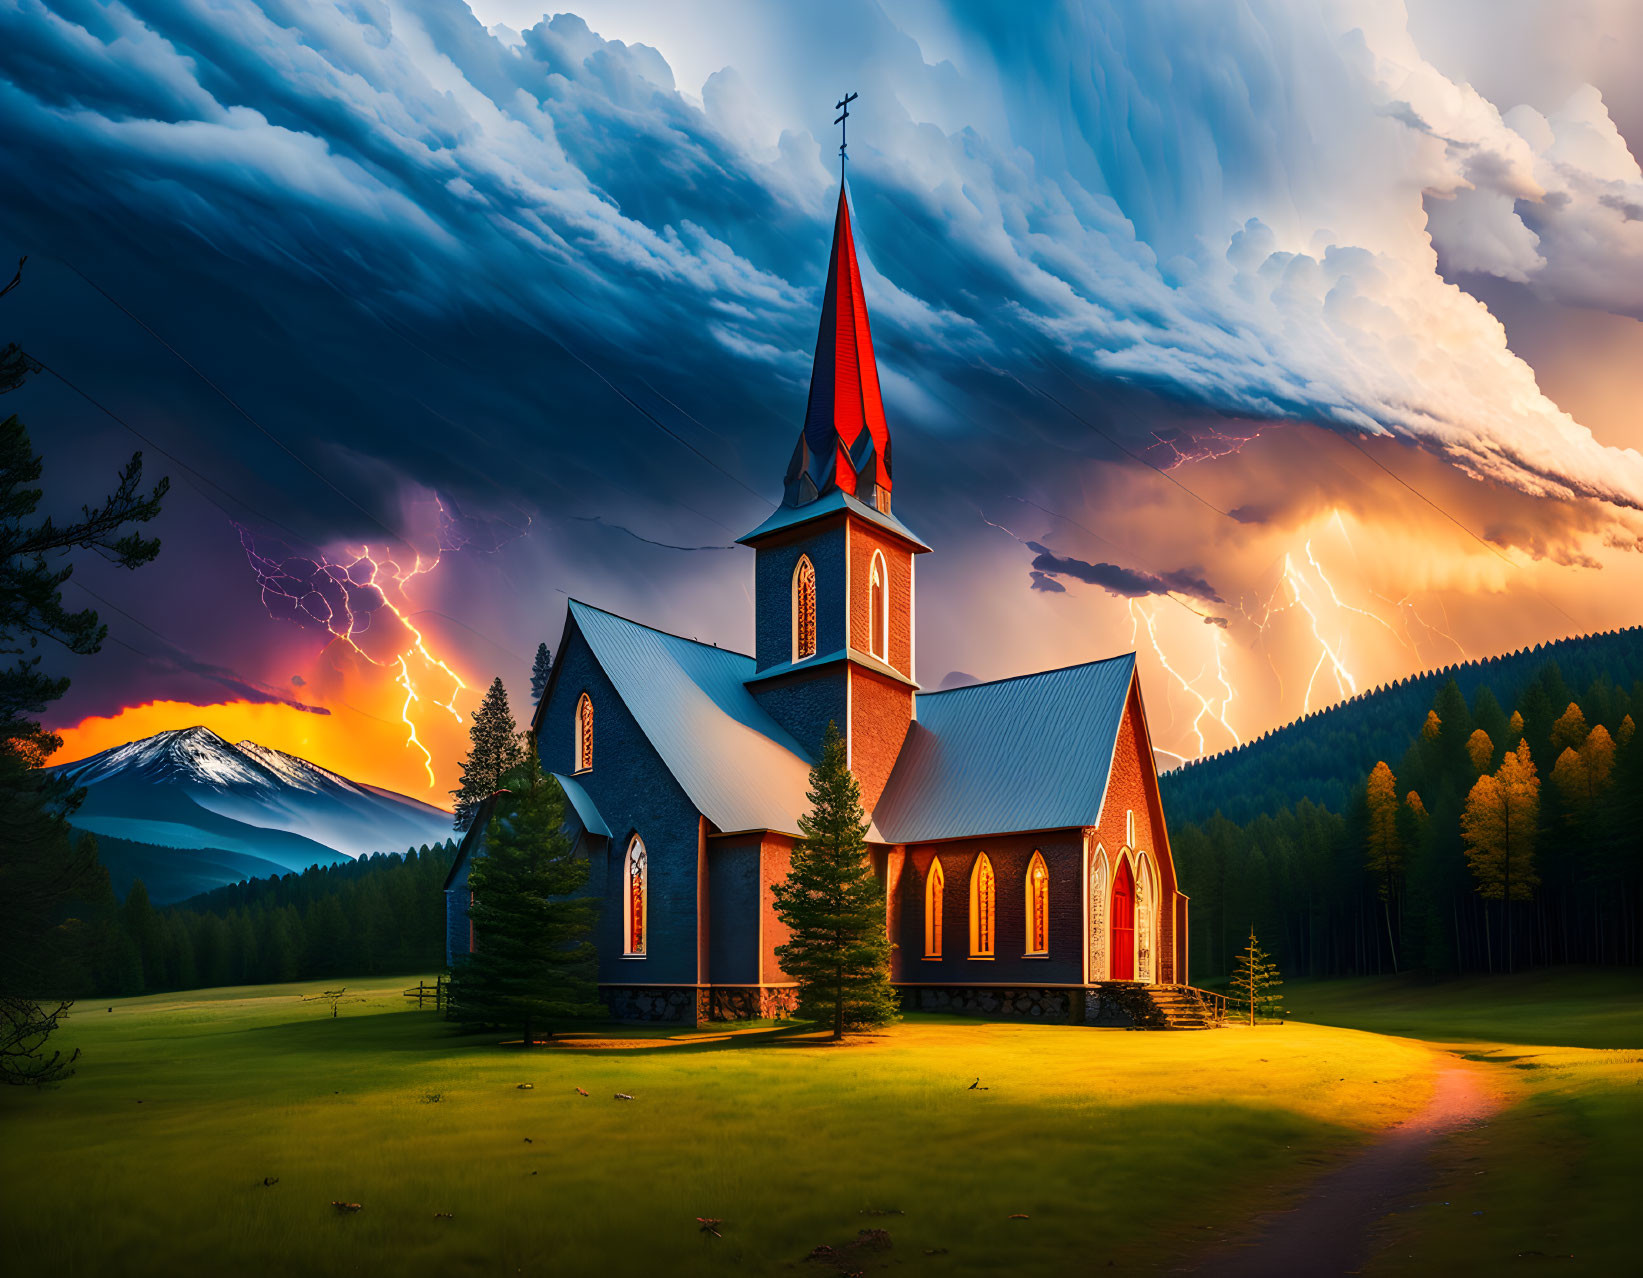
[452,676,524,831]
[770,722,897,1039]
[530,643,553,704]
[448,757,600,1045]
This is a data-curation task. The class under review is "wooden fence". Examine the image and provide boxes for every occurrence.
[402,977,447,1010]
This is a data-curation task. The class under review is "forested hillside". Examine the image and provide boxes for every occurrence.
[1161,627,1643,825]
[1168,647,1642,984]
[57,842,456,998]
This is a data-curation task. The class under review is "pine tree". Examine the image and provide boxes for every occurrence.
[770,722,897,1039]
[448,757,600,1044]
[1363,761,1401,971]
[530,643,553,704]
[1227,928,1284,1025]
[0,364,167,1082]
[452,676,525,831]
[1460,741,1540,971]
[1465,728,1494,774]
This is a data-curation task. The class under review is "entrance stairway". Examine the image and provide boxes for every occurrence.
[1144,984,1222,1030]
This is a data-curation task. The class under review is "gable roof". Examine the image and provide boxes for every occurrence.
[872,654,1138,844]
[736,486,931,552]
[553,772,610,841]
[559,599,867,838]
[442,789,506,890]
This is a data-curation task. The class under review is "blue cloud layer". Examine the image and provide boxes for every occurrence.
[6,0,1643,738]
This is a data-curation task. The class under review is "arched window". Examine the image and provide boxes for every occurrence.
[924,857,945,958]
[793,555,817,661]
[869,550,888,660]
[575,693,593,771]
[969,852,995,957]
[624,836,647,956]
[1025,851,1049,955]
[1089,846,1110,981]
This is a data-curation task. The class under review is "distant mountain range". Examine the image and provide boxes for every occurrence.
[48,727,454,903]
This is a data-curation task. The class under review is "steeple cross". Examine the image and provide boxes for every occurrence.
[835,91,858,176]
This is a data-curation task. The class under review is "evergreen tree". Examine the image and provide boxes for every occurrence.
[770,722,897,1039]
[448,757,600,1044]
[452,676,525,831]
[1460,741,1540,971]
[1363,761,1401,971]
[0,346,167,1083]
[1227,928,1284,1025]
[530,643,553,704]
[1550,702,1588,752]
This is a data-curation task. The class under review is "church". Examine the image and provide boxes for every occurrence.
[446,181,1191,1026]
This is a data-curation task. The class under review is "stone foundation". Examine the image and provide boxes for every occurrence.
[896,982,1168,1027]
[901,985,1074,1021]
[601,985,799,1025]
[602,986,702,1023]
[705,985,798,1021]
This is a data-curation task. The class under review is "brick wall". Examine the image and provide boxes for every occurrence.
[846,517,915,678]
[759,833,796,984]
[894,831,1085,985]
[1091,680,1183,984]
[752,519,849,673]
[538,626,705,987]
[850,666,913,814]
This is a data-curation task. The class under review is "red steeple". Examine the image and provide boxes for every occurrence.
[792,185,892,507]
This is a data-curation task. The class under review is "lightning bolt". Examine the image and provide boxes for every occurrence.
[1130,600,1240,755]
[237,525,467,788]
[395,655,436,786]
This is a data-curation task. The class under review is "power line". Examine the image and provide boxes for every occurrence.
[31,355,319,549]
[1331,431,1577,626]
[54,257,412,547]
[1013,370,1235,520]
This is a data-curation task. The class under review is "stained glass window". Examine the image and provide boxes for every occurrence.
[869,551,888,660]
[626,837,646,956]
[970,853,995,956]
[1026,852,1049,955]
[576,693,593,771]
[925,858,945,957]
[795,556,817,660]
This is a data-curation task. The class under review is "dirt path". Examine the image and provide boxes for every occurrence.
[1190,1053,1501,1277]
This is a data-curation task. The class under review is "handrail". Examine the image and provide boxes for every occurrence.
[1178,984,1226,1025]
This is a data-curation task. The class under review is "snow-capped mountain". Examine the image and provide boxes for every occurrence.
[49,727,454,902]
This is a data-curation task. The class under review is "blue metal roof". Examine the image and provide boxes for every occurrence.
[551,772,611,840]
[736,488,931,551]
[745,646,918,690]
[568,600,878,838]
[872,653,1137,844]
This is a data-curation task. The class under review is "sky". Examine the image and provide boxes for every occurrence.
[2,0,1641,805]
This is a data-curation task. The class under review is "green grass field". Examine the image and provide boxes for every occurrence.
[1288,968,1643,1275]
[3,981,1439,1277]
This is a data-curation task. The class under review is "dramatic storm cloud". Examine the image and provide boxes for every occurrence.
[4,0,1641,786]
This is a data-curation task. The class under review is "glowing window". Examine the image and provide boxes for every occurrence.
[1025,851,1049,955]
[625,836,647,956]
[794,556,817,661]
[924,857,945,957]
[575,693,593,771]
[969,853,995,957]
[869,550,888,660]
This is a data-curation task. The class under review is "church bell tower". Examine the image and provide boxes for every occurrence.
[738,183,929,815]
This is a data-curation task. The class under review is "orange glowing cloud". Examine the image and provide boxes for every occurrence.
[50,698,461,808]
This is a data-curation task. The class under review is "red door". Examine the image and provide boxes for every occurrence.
[1110,859,1135,981]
